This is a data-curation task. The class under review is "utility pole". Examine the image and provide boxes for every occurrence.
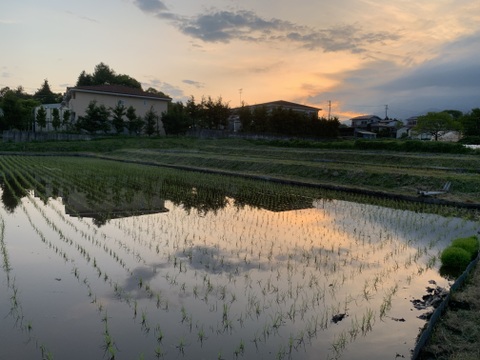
[239,88,243,106]
[328,100,331,120]
[385,104,389,119]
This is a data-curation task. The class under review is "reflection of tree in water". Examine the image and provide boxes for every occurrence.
[0,175,29,213]
[0,165,314,225]
[161,177,313,214]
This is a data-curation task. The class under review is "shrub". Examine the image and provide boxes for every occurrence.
[440,247,472,269]
[451,236,479,259]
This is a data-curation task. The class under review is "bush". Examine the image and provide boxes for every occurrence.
[440,247,472,269]
[451,236,479,259]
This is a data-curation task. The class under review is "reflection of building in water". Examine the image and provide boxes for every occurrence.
[232,192,313,212]
[64,192,169,219]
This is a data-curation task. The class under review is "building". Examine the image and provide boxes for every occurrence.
[370,119,403,138]
[64,85,171,134]
[231,100,321,132]
[350,115,383,129]
[33,103,69,132]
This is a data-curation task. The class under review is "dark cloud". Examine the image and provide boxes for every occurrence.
[133,0,167,13]
[131,3,399,53]
[310,34,480,120]
[177,10,398,52]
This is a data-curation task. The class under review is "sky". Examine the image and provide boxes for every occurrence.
[1,0,480,121]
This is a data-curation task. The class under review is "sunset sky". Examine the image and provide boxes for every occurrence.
[1,0,479,120]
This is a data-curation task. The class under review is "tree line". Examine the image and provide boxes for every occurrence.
[161,97,341,138]
[414,109,480,141]
[1,62,479,140]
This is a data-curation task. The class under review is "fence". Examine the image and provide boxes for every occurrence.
[2,131,91,143]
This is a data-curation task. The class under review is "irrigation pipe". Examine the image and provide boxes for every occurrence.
[411,253,480,360]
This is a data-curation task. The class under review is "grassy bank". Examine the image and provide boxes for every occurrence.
[418,262,480,360]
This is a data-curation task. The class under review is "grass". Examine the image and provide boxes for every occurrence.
[418,262,480,360]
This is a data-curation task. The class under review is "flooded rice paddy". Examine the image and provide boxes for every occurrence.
[0,156,477,360]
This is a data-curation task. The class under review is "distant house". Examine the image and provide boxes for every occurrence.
[231,100,321,132]
[64,85,172,134]
[34,103,69,132]
[350,115,382,129]
[350,115,408,138]
[243,100,321,116]
[405,116,432,140]
[370,119,403,138]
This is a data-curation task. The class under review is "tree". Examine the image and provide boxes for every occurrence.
[51,108,61,131]
[76,100,110,134]
[126,106,144,135]
[414,111,460,141]
[459,108,480,137]
[0,88,38,131]
[237,103,253,132]
[110,102,126,134]
[62,109,71,129]
[185,96,200,129]
[36,106,47,131]
[77,70,93,86]
[92,62,116,85]
[161,102,191,135]
[146,87,168,97]
[191,96,230,130]
[34,79,61,104]
[76,63,142,89]
[144,106,158,136]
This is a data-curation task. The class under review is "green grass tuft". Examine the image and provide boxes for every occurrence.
[451,236,479,259]
[440,247,472,269]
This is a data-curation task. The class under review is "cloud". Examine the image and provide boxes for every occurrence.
[65,10,98,23]
[312,33,480,120]
[133,0,168,13]
[177,10,399,52]
[143,78,186,100]
[182,79,205,88]
[131,3,400,53]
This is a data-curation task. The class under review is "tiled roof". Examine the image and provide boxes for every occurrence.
[234,100,321,112]
[69,85,171,100]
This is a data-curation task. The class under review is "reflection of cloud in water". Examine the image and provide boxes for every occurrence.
[119,266,160,299]
[176,245,267,274]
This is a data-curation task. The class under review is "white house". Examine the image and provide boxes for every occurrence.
[35,85,172,134]
[65,85,171,134]
[34,103,70,132]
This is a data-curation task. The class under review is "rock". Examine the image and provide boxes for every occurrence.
[331,313,347,323]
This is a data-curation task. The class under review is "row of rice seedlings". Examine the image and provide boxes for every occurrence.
[1,157,148,280]
[0,160,145,357]
[0,199,56,358]
[0,177,162,358]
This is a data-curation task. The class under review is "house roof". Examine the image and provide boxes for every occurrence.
[350,115,382,121]
[67,85,172,101]
[240,100,321,112]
